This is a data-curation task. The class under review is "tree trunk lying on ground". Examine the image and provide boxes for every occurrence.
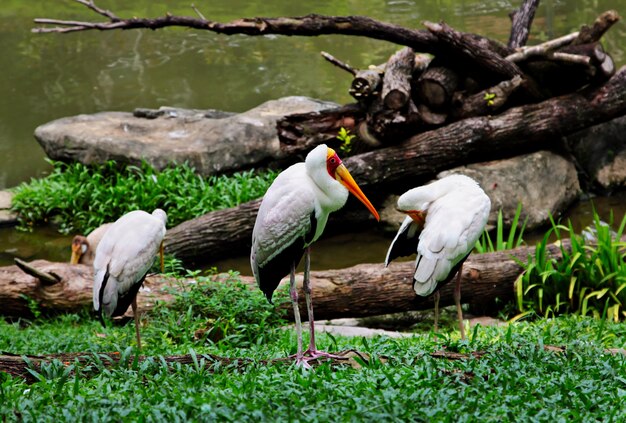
[0,349,380,383]
[4,343,625,383]
[0,240,573,320]
[166,66,626,264]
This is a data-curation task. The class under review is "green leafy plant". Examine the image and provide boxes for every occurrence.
[150,270,289,352]
[11,160,278,234]
[19,294,42,319]
[475,203,527,253]
[484,92,496,106]
[337,127,356,154]
[515,211,626,321]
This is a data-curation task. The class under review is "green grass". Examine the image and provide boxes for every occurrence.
[11,160,278,234]
[516,212,626,321]
[475,203,527,254]
[2,273,626,421]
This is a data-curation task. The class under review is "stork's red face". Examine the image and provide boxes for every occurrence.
[326,149,342,177]
[326,147,380,221]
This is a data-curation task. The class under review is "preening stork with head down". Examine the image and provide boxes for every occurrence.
[93,209,167,350]
[385,174,490,340]
[251,144,379,365]
[70,223,112,265]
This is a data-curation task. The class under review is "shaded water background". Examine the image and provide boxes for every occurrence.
[0,0,625,270]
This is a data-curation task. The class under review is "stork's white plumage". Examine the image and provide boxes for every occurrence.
[93,209,167,349]
[251,144,379,365]
[385,174,490,339]
[70,223,112,265]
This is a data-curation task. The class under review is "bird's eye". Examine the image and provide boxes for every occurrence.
[329,158,336,164]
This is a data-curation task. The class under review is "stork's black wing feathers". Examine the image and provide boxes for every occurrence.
[385,218,422,265]
[112,270,148,317]
[258,212,317,303]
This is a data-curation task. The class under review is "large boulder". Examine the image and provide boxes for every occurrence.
[34,96,338,176]
[0,191,17,226]
[565,115,626,192]
[380,150,581,232]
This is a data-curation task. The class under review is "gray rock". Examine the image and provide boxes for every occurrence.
[34,96,339,176]
[0,191,12,209]
[565,115,626,192]
[0,190,17,226]
[381,150,581,231]
[309,324,412,339]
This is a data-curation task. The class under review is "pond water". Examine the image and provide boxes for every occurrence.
[0,0,625,269]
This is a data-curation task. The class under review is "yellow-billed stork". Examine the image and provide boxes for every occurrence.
[93,209,167,349]
[385,174,490,339]
[251,144,379,365]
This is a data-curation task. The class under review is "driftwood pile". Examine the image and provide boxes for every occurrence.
[278,7,619,155]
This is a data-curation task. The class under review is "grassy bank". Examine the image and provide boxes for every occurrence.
[11,161,278,234]
[2,274,626,421]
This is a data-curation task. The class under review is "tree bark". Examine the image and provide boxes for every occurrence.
[416,66,460,110]
[0,240,572,321]
[277,104,365,156]
[0,260,179,319]
[382,47,415,110]
[423,21,524,84]
[508,0,540,49]
[571,10,620,46]
[451,75,523,119]
[350,69,382,101]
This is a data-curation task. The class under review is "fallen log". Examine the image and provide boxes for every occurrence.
[277,104,364,156]
[0,260,178,318]
[0,349,373,383]
[382,47,415,110]
[451,75,524,119]
[416,66,460,110]
[0,241,572,320]
[169,67,626,263]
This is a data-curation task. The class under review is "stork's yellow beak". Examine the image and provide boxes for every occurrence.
[335,164,380,221]
[70,244,81,265]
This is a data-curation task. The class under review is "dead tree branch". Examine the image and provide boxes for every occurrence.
[34,5,439,51]
[508,0,540,48]
[14,258,61,286]
[506,33,580,62]
[321,51,356,75]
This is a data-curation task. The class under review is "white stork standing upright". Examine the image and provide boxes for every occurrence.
[93,209,167,350]
[251,144,379,365]
[70,223,112,265]
[385,174,490,339]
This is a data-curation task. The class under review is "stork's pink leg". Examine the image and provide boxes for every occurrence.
[433,290,440,333]
[302,247,342,362]
[289,262,304,363]
[453,263,466,340]
[131,297,142,351]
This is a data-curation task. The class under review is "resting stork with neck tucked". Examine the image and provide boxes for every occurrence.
[385,175,490,339]
[93,209,167,350]
[251,144,379,365]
